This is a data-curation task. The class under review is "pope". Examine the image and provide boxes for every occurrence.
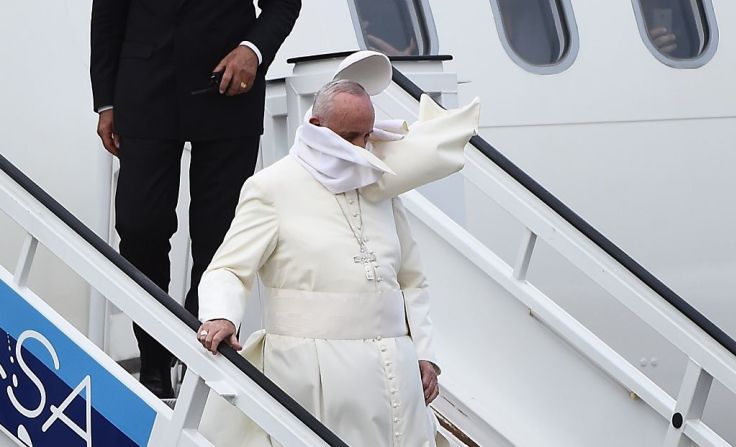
[196,52,479,446]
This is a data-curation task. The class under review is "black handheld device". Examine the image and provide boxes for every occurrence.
[191,71,224,96]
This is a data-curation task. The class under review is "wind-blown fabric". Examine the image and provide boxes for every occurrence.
[360,94,480,202]
[289,117,406,194]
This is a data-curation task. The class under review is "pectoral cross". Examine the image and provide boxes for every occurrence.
[354,251,378,281]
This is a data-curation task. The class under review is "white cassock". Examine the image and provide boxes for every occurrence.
[198,94,479,447]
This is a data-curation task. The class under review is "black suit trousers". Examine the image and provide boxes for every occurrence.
[115,135,259,368]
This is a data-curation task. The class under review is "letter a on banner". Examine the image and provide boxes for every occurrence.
[42,375,92,447]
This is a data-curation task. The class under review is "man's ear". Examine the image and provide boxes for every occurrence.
[308,116,321,126]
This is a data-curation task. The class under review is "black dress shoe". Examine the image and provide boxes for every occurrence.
[140,365,174,399]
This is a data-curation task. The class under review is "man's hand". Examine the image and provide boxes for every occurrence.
[419,360,439,405]
[213,46,258,96]
[650,27,678,54]
[97,109,120,157]
[197,319,242,354]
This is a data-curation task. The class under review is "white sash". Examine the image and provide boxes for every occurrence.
[264,288,408,339]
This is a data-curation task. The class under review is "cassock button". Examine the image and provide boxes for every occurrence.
[348,199,354,204]
[353,212,359,217]
[393,417,399,423]
[393,403,399,408]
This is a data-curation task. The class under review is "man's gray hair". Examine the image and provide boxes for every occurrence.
[312,79,368,120]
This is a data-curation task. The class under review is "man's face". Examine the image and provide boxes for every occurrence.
[310,92,375,148]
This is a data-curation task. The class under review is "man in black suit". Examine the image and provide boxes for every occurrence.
[90,0,301,398]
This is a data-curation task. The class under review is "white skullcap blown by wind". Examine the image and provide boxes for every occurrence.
[331,50,481,200]
[332,50,394,95]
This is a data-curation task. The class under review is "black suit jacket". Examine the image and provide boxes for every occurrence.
[90,0,301,140]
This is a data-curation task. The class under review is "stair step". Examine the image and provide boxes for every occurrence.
[162,398,177,409]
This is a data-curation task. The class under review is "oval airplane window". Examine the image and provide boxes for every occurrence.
[351,0,436,56]
[633,0,718,67]
[491,0,579,73]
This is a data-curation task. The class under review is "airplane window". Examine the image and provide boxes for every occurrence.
[352,0,430,56]
[494,0,571,66]
[636,0,712,60]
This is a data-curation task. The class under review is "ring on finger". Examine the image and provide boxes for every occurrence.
[199,330,208,338]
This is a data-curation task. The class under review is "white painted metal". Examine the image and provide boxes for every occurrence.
[0,169,331,446]
[461,148,736,444]
[87,152,114,349]
[684,421,733,447]
[13,233,37,288]
[462,148,736,396]
[403,188,677,430]
[86,289,106,349]
[512,228,537,281]
[153,372,213,447]
[402,190,670,445]
[262,82,289,169]
[664,361,715,447]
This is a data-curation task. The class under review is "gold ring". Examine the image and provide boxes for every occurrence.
[240,81,247,89]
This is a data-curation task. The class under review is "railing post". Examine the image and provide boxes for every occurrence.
[87,289,107,349]
[13,232,38,288]
[663,360,714,447]
[87,145,114,349]
[153,370,215,447]
[512,228,537,281]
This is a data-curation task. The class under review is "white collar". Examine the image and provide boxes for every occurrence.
[289,117,405,194]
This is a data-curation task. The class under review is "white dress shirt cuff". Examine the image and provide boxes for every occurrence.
[198,269,247,330]
[97,105,113,113]
[239,41,263,65]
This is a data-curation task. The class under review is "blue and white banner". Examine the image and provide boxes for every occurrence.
[0,279,157,446]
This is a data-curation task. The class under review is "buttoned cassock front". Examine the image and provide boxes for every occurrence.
[197,155,441,447]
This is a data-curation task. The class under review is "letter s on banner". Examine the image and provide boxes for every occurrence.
[7,330,60,418]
